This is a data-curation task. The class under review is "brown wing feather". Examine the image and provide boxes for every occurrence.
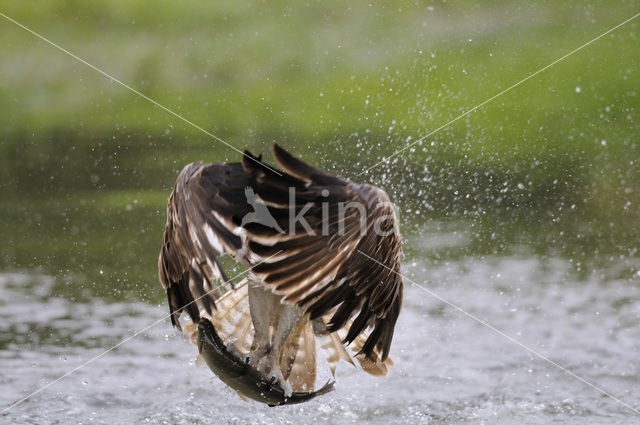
[241,145,403,361]
[158,161,253,328]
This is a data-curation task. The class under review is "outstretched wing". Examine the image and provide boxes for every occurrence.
[158,144,403,361]
[158,160,252,329]
[242,145,403,361]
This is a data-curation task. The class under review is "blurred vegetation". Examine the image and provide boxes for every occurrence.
[0,0,638,301]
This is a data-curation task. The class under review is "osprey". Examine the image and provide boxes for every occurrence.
[158,144,403,397]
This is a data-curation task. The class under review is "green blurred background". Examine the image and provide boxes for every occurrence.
[0,0,638,302]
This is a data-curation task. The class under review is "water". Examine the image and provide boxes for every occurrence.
[3,249,640,424]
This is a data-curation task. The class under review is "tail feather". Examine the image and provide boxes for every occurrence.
[317,331,354,376]
[209,280,254,353]
[330,316,394,376]
[281,321,317,392]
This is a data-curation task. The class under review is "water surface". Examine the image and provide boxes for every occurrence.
[3,248,640,424]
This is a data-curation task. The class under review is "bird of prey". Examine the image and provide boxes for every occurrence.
[158,144,403,396]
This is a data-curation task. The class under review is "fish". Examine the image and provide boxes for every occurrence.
[197,317,334,406]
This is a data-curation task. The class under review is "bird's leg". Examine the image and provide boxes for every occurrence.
[265,304,302,397]
[246,284,274,369]
[246,283,301,396]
